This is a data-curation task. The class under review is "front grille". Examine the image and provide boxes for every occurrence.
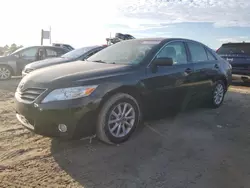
[19,88,46,102]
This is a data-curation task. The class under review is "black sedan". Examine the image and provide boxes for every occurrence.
[22,45,106,76]
[15,38,232,144]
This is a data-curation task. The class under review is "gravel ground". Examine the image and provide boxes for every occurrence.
[1,78,250,188]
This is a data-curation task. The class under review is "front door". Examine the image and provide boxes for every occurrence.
[143,41,196,112]
[16,47,40,73]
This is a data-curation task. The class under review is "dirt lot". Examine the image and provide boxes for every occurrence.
[1,78,250,188]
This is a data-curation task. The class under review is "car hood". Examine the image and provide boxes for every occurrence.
[20,61,134,89]
[25,57,72,69]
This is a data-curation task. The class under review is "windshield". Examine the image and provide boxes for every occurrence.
[10,47,26,55]
[217,44,250,55]
[61,46,98,59]
[87,40,161,65]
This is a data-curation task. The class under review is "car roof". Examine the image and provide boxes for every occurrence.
[127,37,206,44]
[11,45,68,55]
[19,45,67,50]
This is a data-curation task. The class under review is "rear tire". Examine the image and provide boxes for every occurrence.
[96,93,141,145]
[0,65,12,80]
[209,80,226,108]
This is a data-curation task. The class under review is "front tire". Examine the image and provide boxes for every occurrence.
[0,65,12,80]
[96,93,141,145]
[210,80,226,108]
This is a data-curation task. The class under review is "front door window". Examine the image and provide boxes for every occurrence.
[19,47,39,61]
[156,42,188,65]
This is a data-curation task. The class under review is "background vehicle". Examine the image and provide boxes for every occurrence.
[106,32,135,45]
[0,45,69,80]
[22,45,106,76]
[217,42,250,83]
[15,38,232,145]
[52,43,75,51]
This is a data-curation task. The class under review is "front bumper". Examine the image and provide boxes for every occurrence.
[15,93,100,138]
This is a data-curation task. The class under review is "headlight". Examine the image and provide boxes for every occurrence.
[41,85,98,103]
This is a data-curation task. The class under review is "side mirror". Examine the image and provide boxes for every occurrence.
[152,57,173,66]
[13,54,20,58]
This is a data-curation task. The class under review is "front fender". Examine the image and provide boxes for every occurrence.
[0,60,17,74]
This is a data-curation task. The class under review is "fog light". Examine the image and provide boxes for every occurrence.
[58,124,67,133]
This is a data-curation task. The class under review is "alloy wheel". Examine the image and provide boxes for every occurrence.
[213,83,224,105]
[0,67,11,80]
[108,102,136,138]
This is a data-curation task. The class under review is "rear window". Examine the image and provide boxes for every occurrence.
[217,43,250,55]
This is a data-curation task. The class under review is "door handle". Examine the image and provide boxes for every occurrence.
[214,64,219,69]
[185,68,192,74]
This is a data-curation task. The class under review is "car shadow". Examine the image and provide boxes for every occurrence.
[50,103,200,188]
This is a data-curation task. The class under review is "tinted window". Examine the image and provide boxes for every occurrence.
[57,49,67,56]
[217,44,250,55]
[87,40,161,65]
[187,42,208,62]
[206,49,216,60]
[46,48,58,57]
[19,47,39,61]
[157,42,187,65]
[62,46,99,59]
[85,48,102,59]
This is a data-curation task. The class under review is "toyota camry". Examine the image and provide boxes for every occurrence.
[15,38,232,144]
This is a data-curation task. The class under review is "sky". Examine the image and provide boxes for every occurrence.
[0,0,250,49]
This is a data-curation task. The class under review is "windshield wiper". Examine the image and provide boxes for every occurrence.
[92,60,107,63]
[92,60,117,64]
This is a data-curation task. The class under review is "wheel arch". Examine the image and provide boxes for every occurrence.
[216,75,228,91]
[0,63,15,76]
[98,85,145,113]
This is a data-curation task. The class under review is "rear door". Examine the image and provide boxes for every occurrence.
[16,47,39,73]
[217,43,250,75]
[186,42,220,100]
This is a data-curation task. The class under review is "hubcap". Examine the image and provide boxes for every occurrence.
[213,83,224,105]
[0,67,11,80]
[108,102,136,138]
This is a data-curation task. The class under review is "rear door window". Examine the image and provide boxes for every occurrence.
[206,49,217,60]
[187,42,208,62]
[217,44,250,55]
[56,48,67,56]
[46,48,58,58]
